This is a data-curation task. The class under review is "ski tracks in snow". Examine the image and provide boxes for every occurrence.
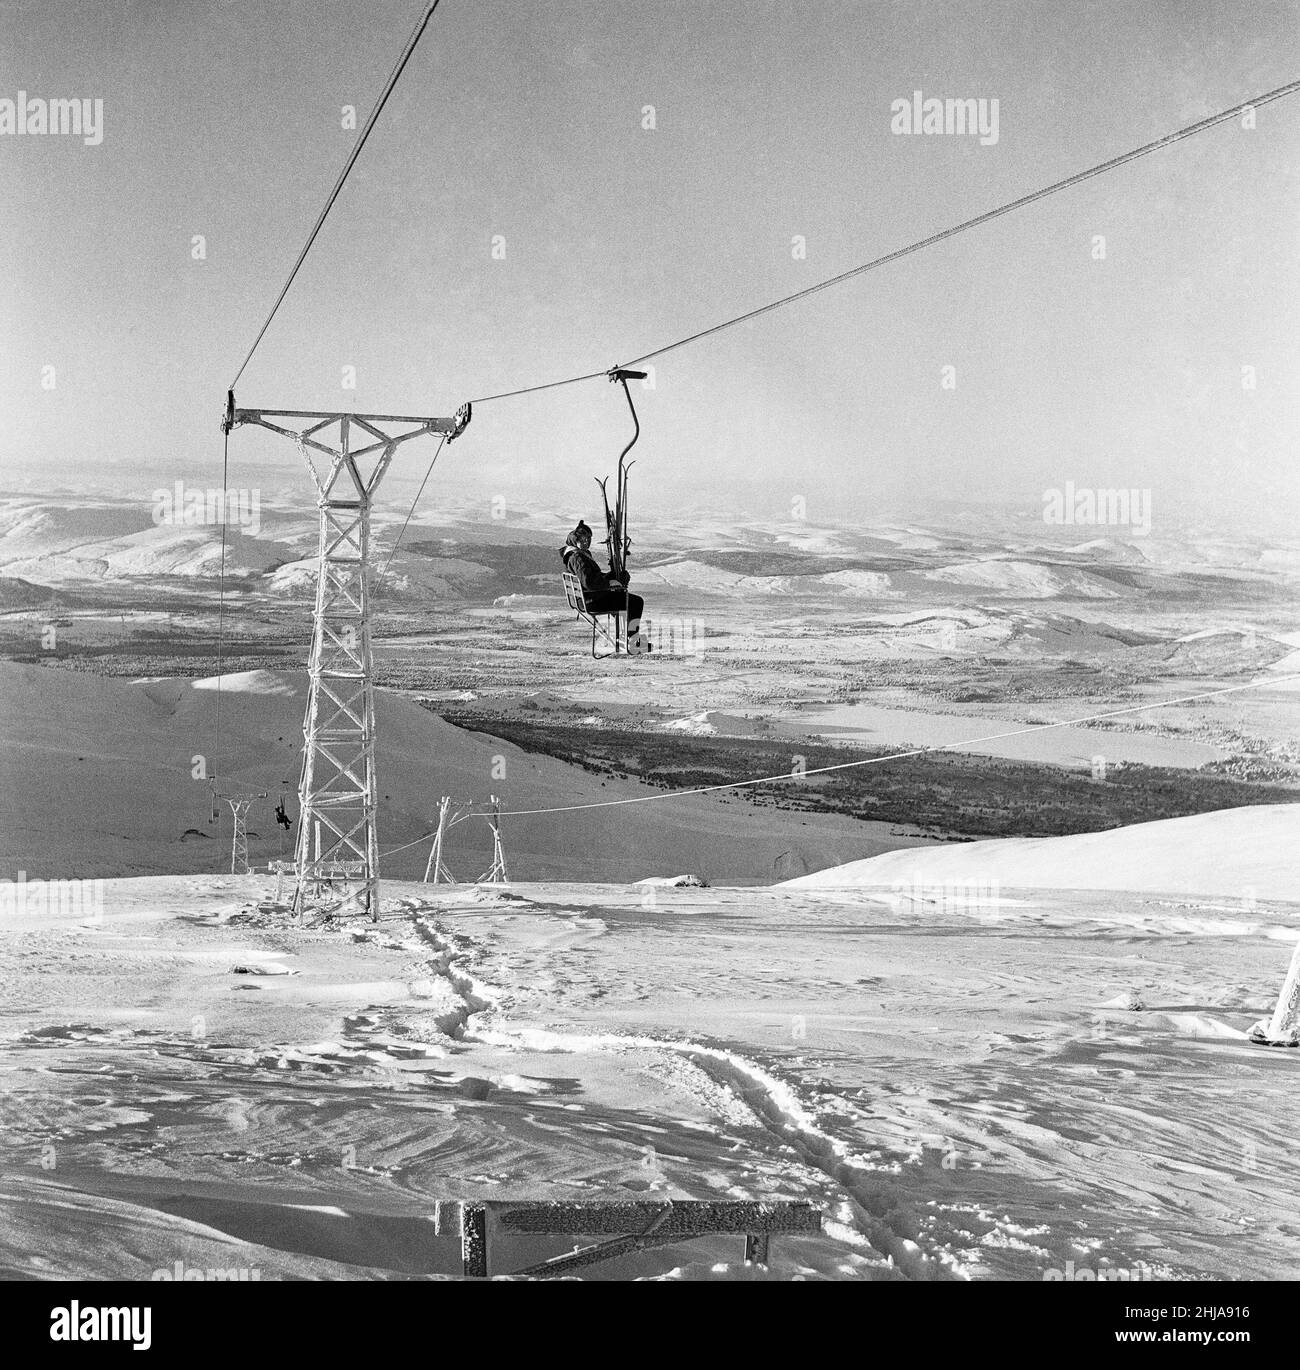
[404,902,958,1279]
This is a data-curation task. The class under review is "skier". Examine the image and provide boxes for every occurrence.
[561,520,650,652]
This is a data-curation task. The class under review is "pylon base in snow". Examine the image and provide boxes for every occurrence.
[1248,1019,1300,1047]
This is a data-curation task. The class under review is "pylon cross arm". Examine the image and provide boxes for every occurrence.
[227,405,471,444]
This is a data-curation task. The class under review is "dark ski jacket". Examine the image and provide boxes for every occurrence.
[561,538,626,597]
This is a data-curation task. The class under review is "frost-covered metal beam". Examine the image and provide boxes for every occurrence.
[494,1199,821,1236]
[452,1199,819,1278]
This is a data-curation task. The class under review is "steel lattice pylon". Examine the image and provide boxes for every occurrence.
[209,782,266,876]
[477,795,509,884]
[423,796,459,884]
[224,401,470,919]
[227,797,254,875]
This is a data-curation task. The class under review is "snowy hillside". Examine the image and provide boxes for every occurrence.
[0,662,915,884]
[783,804,1300,900]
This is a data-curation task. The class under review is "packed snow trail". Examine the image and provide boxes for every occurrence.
[393,880,1300,1280]
[4,875,1298,1279]
[408,903,978,1278]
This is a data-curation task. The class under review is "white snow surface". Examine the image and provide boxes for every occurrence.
[784,804,1300,900]
[924,560,1124,599]
[3,872,1297,1282]
[192,670,297,695]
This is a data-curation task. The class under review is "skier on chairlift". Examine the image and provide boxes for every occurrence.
[561,520,650,653]
[558,367,656,655]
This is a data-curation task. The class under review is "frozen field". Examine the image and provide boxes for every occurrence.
[3,857,1298,1281]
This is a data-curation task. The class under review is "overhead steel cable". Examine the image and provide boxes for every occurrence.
[380,433,448,577]
[470,367,611,406]
[468,78,1300,404]
[227,0,445,393]
[376,672,1300,859]
[213,42,1300,866]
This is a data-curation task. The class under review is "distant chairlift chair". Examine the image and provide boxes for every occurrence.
[561,569,628,659]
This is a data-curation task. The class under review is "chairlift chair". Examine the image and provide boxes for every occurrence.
[561,367,647,657]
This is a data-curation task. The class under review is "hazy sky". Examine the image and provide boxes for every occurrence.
[3,0,1298,532]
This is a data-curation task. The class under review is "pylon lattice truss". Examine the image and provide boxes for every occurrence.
[226,797,255,875]
[209,781,266,876]
[477,796,509,885]
[423,796,463,884]
[225,403,470,920]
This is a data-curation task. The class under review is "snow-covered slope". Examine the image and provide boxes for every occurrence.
[783,805,1299,900]
[0,662,913,884]
[3,875,1297,1280]
[923,559,1126,599]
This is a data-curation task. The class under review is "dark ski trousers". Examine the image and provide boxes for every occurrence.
[584,589,644,632]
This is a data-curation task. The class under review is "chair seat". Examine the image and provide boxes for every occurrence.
[561,570,625,658]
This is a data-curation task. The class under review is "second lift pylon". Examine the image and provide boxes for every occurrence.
[478,796,509,884]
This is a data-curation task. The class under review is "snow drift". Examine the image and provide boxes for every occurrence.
[782,804,1300,900]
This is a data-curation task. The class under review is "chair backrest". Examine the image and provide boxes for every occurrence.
[561,570,585,613]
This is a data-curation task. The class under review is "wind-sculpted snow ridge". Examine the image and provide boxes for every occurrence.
[400,899,955,1276]
[463,1021,959,1279]
[6,874,1296,1279]
[783,804,1300,900]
